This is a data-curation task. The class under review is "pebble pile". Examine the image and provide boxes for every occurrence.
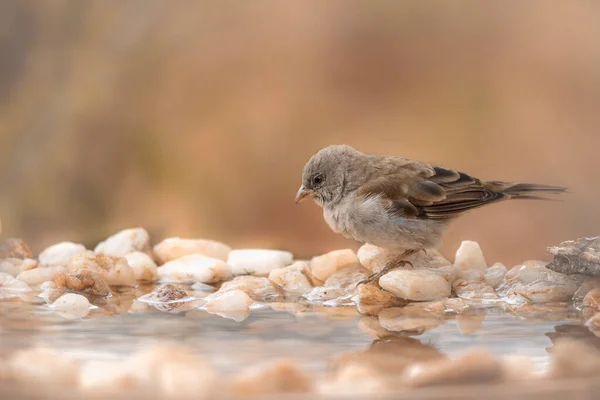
[2,225,600,397]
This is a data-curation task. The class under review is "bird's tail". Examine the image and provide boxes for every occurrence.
[484,181,567,201]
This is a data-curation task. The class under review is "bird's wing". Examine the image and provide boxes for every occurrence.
[357,162,504,220]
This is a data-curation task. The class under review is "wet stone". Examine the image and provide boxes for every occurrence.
[268,261,313,296]
[208,276,282,302]
[51,293,92,319]
[379,269,451,301]
[68,254,136,287]
[55,269,111,297]
[496,260,581,304]
[0,258,38,277]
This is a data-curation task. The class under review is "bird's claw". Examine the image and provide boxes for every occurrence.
[355,260,413,288]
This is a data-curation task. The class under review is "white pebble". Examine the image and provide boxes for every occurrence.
[0,258,38,277]
[268,262,313,296]
[379,270,451,301]
[311,249,358,283]
[454,241,488,271]
[125,252,158,282]
[38,242,87,266]
[227,249,293,276]
[52,293,91,319]
[153,237,232,263]
[9,347,79,385]
[157,254,232,283]
[17,265,65,286]
[94,227,152,257]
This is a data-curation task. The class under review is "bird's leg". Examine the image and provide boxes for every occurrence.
[356,249,420,287]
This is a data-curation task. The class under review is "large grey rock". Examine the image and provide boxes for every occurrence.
[547,236,600,276]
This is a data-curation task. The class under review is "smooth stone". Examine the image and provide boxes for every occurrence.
[454,241,487,271]
[153,237,232,264]
[51,293,92,319]
[268,261,313,296]
[94,227,152,257]
[38,242,88,266]
[227,249,293,276]
[0,258,38,277]
[157,254,232,283]
[17,265,66,286]
[68,254,136,287]
[379,269,451,301]
[125,252,158,282]
[311,249,358,283]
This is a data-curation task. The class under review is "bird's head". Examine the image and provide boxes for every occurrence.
[296,145,364,207]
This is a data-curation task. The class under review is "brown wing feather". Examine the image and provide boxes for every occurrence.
[358,163,507,220]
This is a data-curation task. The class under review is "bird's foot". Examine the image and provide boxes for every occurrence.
[355,260,413,288]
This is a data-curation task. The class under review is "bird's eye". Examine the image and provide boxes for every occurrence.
[312,174,324,186]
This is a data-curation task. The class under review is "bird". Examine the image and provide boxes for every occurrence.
[295,145,566,285]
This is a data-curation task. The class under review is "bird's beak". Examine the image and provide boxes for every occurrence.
[295,186,312,204]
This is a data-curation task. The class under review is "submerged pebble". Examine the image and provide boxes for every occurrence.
[208,276,281,302]
[51,293,92,318]
[234,359,313,396]
[205,289,255,312]
[153,237,232,263]
[8,347,79,385]
[227,249,293,276]
[126,345,221,398]
[0,273,30,298]
[68,254,136,287]
[0,258,38,277]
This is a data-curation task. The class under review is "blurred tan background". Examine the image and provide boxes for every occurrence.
[0,1,599,265]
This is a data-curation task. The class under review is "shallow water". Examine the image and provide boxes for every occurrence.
[1,284,596,387]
